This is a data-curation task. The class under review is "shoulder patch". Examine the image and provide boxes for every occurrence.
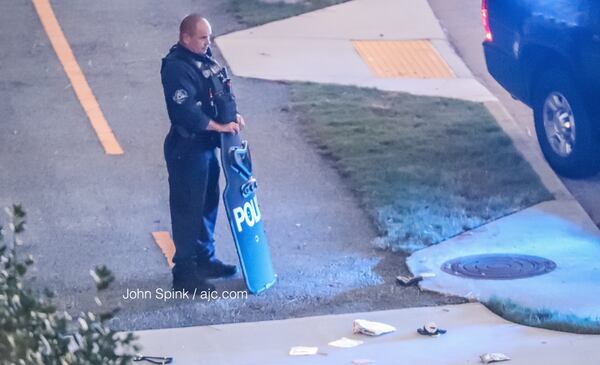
[172,89,188,104]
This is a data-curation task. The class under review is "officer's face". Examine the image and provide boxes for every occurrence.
[183,19,212,55]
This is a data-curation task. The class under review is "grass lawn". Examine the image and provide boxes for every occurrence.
[485,298,600,334]
[225,0,349,27]
[289,83,552,252]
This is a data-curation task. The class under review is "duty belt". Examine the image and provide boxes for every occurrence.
[172,125,219,148]
[174,125,196,139]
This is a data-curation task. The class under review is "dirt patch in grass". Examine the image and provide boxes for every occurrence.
[225,0,349,27]
[289,83,553,252]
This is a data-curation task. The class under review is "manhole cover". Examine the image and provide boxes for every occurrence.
[441,254,556,280]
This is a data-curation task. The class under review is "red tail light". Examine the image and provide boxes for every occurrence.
[481,0,493,42]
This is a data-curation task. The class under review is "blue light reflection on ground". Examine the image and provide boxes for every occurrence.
[407,200,600,319]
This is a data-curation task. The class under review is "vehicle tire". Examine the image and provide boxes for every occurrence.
[533,68,599,178]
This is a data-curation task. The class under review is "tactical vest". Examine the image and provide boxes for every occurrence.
[173,49,238,124]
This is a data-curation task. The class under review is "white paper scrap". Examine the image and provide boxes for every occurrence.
[353,319,396,336]
[353,359,376,364]
[289,346,319,356]
[480,353,511,363]
[328,337,364,348]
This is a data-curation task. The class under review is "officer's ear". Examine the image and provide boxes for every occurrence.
[181,34,188,45]
[180,32,191,47]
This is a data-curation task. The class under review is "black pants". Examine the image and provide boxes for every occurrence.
[164,130,220,265]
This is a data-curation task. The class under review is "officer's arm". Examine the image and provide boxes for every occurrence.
[161,62,211,133]
[207,120,240,134]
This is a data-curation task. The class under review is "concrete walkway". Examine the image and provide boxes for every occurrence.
[135,303,598,364]
[216,0,494,102]
[408,200,600,318]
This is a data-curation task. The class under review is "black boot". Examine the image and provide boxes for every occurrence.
[172,261,215,292]
[197,258,239,279]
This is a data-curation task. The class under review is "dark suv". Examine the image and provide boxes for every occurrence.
[482,0,600,177]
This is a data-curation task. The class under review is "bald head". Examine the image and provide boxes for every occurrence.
[179,14,212,55]
[179,14,204,38]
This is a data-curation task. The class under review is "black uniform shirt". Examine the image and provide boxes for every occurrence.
[161,44,217,136]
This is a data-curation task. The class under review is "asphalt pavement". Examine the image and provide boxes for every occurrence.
[0,0,462,331]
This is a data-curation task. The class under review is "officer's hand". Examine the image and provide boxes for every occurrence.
[222,121,240,135]
[236,113,246,130]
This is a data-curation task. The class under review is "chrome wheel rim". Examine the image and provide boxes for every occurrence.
[543,92,576,158]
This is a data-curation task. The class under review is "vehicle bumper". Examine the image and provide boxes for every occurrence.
[483,42,530,105]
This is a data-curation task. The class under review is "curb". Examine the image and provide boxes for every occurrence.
[483,100,576,203]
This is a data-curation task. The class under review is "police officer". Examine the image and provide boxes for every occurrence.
[161,14,244,291]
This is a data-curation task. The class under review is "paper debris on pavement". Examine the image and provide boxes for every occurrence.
[396,272,436,286]
[352,359,376,364]
[480,353,511,363]
[353,319,396,336]
[328,337,364,348]
[289,346,319,356]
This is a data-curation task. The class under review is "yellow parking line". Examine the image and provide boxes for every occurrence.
[32,0,124,155]
[152,231,175,268]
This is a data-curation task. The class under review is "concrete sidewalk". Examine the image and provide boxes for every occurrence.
[408,200,600,319]
[135,303,598,364]
[216,0,494,101]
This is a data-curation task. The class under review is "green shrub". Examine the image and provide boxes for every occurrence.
[0,205,139,364]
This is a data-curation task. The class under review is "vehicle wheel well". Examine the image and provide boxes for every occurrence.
[521,46,572,105]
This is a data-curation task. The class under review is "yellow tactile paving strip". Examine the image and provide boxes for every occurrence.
[152,231,175,268]
[32,0,124,155]
[352,40,455,79]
